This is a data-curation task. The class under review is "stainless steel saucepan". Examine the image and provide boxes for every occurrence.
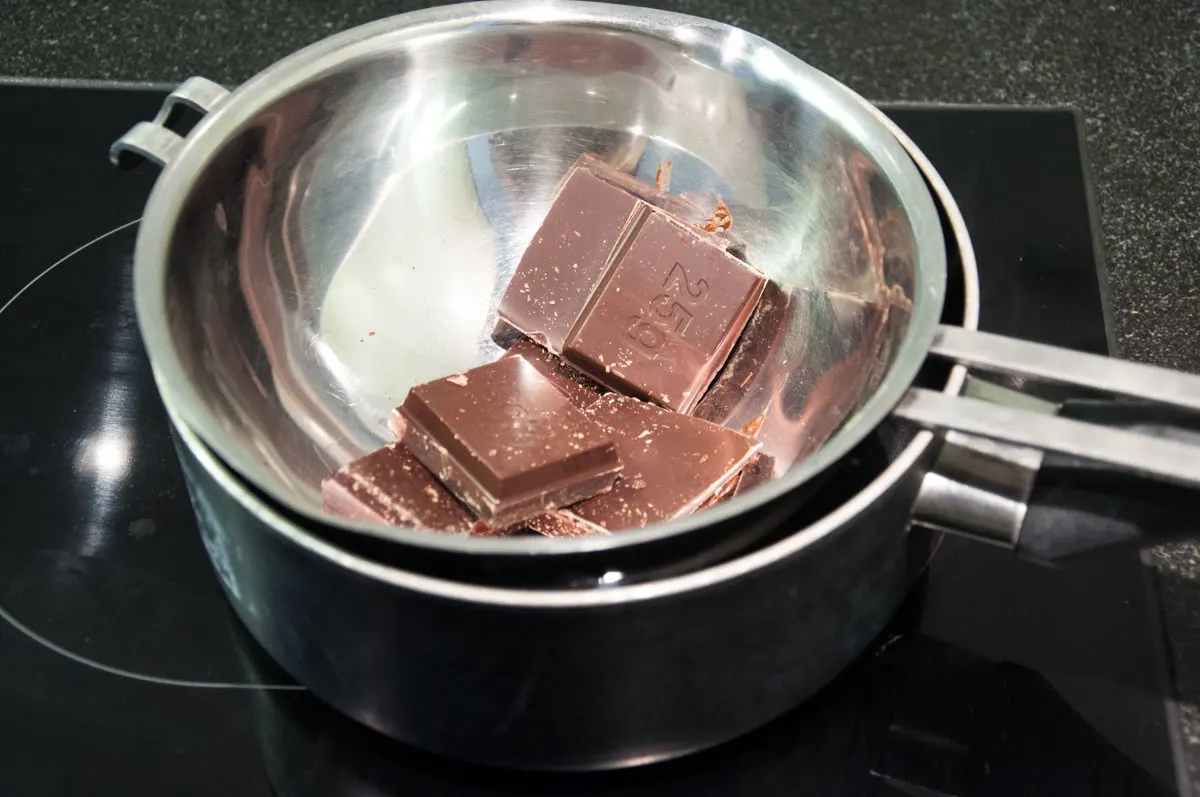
[111,0,1200,769]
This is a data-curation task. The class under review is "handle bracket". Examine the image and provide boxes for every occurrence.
[110,77,229,169]
[908,331,1200,562]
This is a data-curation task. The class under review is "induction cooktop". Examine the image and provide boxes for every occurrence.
[0,82,1185,796]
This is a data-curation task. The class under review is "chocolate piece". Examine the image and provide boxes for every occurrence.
[469,520,526,537]
[695,452,777,511]
[321,443,473,532]
[580,155,746,258]
[537,395,760,534]
[576,154,707,228]
[694,280,792,426]
[527,512,611,538]
[490,317,524,349]
[563,210,766,413]
[497,154,754,371]
[497,163,644,353]
[499,337,606,410]
[399,356,622,527]
[740,413,768,438]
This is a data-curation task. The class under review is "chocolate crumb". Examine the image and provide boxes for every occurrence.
[701,199,733,232]
[655,160,673,191]
[741,412,768,438]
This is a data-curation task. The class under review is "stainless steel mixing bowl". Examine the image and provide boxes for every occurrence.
[114,0,1200,577]
[113,0,944,557]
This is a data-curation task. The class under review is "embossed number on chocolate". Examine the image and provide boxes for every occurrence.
[399,356,622,527]
[563,210,766,413]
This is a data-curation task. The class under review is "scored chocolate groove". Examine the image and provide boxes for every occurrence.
[497,165,644,353]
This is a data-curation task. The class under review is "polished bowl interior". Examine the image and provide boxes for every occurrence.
[137,1,945,554]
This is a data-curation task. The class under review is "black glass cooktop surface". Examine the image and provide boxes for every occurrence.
[0,83,1185,796]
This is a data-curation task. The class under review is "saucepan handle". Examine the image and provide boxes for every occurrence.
[109,77,229,169]
[897,326,1200,490]
[1015,399,1200,561]
[902,326,1200,562]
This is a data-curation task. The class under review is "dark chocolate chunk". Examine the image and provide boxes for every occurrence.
[490,317,525,349]
[499,337,606,410]
[694,450,777,511]
[579,155,747,258]
[399,356,622,527]
[693,280,792,426]
[575,154,758,271]
[535,394,760,534]
[496,163,644,353]
[701,287,891,471]
[575,154,708,229]
[527,512,611,538]
[321,443,473,532]
[469,520,526,537]
[563,209,766,413]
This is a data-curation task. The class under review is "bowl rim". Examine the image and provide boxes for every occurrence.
[170,108,980,607]
[135,0,967,559]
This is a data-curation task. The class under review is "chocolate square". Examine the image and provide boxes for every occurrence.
[321,443,473,532]
[693,280,792,426]
[399,356,622,527]
[496,164,644,353]
[562,210,766,413]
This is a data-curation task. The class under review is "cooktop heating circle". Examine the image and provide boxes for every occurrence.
[0,219,300,691]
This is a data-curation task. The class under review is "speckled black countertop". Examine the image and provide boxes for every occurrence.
[5,0,1200,786]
